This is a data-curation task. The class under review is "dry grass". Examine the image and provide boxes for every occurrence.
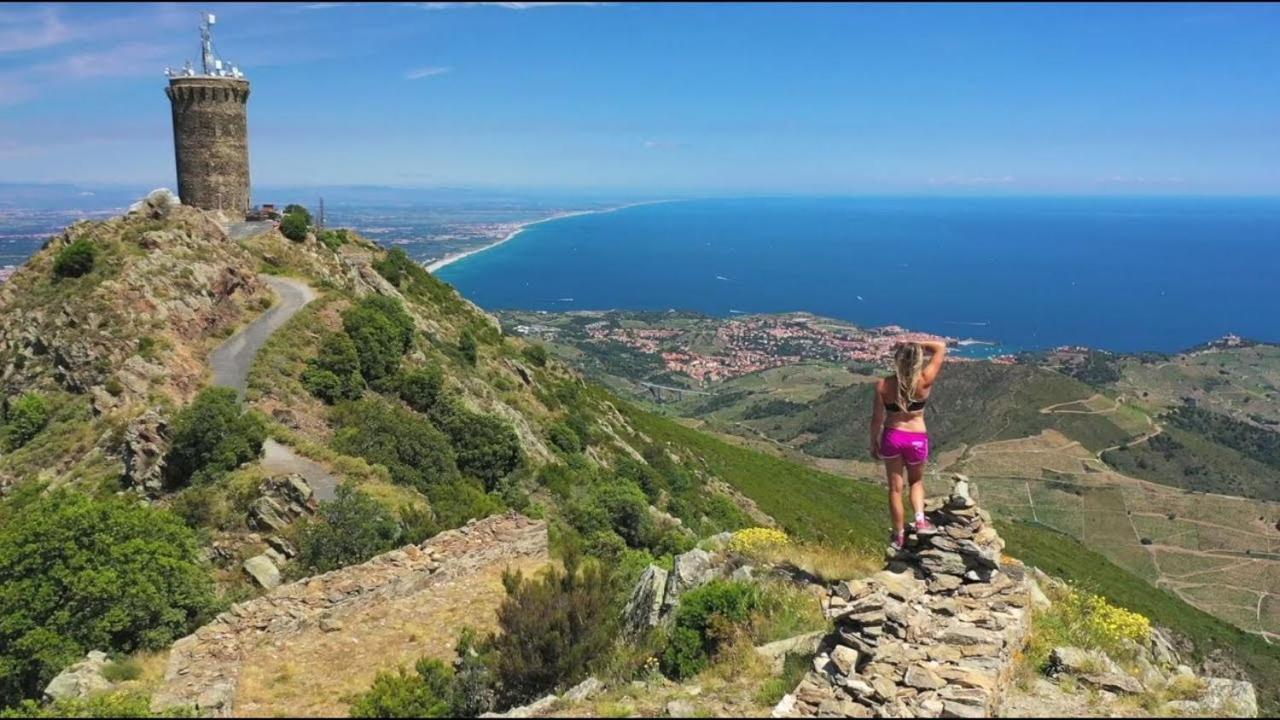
[759,541,880,585]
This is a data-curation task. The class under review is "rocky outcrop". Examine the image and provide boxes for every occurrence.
[43,650,113,702]
[246,473,316,532]
[151,513,548,717]
[774,476,1034,718]
[622,545,740,636]
[121,409,168,494]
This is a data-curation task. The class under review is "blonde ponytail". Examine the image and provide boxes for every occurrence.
[894,343,925,410]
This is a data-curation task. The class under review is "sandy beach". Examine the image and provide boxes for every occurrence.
[424,200,669,273]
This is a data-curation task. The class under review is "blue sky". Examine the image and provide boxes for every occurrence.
[1,2,1278,195]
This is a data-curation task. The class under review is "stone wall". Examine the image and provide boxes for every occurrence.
[151,513,548,717]
[167,77,251,217]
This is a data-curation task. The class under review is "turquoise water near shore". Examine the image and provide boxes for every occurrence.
[437,197,1280,354]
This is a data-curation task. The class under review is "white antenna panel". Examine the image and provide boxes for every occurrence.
[208,13,216,25]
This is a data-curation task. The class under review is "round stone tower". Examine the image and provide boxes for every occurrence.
[165,13,251,217]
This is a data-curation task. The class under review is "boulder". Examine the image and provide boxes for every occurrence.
[563,676,602,703]
[243,555,281,589]
[622,564,668,635]
[662,548,716,613]
[756,631,826,673]
[666,699,697,718]
[127,188,178,220]
[1083,672,1144,695]
[44,650,112,702]
[1048,646,1116,677]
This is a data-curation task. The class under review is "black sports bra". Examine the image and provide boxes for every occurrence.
[884,397,928,413]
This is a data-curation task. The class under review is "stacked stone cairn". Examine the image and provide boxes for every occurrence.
[774,475,1034,718]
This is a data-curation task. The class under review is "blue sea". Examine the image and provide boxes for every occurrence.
[437,196,1280,354]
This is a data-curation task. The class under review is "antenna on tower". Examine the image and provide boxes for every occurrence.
[200,13,216,75]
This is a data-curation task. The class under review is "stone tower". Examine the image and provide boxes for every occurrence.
[165,13,250,217]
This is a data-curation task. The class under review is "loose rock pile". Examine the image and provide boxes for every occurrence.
[775,476,1034,718]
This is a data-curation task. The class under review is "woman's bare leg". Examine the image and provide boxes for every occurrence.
[907,461,926,521]
[884,457,907,535]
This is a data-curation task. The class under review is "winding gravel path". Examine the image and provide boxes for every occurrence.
[209,272,335,500]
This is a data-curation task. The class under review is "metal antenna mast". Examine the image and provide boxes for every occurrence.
[200,13,216,75]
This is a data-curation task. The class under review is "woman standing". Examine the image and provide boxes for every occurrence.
[868,340,948,551]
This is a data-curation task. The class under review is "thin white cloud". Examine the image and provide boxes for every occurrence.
[405,65,452,80]
[643,139,685,150]
[0,7,72,54]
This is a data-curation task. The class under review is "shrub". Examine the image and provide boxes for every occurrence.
[318,228,350,251]
[450,627,498,717]
[349,658,454,718]
[283,204,312,224]
[52,238,97,278]
[163,388,266,487]
[0,492,216,705]
[520,344,548,368]
[1,392,49,451]
[548,422,582,455]
[729,527,790,557]
[1025,583,1153,672]
[279,212,309,242]
[343,296,415,384]
[397,367,444,415]
[331,397,459,493]
[661,580,762,679]
[373,247,415,287]
[302,332,364,404]
[426,477,504,530]
[459,330,478,366]
[100,657,143,683]
[428,397,523,488]
[294,485,404,575]
[0,690,195,718]
[492,553,616,704]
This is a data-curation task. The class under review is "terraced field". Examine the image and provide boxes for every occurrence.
[948,427,1280,642]
[1115,343,1280,426]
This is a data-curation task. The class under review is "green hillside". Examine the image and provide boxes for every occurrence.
[621,401,1280,715]
[740,362,1139,459]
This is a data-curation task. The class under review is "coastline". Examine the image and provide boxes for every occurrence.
[425,200,671,274]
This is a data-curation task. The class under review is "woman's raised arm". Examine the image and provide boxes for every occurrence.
[920,340,948,385]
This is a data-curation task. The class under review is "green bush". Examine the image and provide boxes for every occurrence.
[660,580,762,679]
[1,392,49,451]
[492,553,616,704]
[294,485,404,575]
[548,422,582,455]
[450,627,498,717]
[0,690,195,718]
[397,367,445,415]
[426,477,504,530]
[162,388,266,488]
[302,332,364,404]
[0,492,216,705]
[459,330,478,366]
[350,658,453,718]
[52,238,97,278]
[280,212,309,242]
[318,228,350,251]
[520,344,548,368]
[428,397,523,488]
[342,296,415,384]
[331,397,459,493]
[373,247,416,287]
[283,204,312,224]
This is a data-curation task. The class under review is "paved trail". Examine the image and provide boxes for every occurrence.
[208,268,335,500]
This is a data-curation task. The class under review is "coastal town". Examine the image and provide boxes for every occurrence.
[503,310,1015,386]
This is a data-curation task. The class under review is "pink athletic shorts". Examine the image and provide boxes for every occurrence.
[880,428,929,466]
